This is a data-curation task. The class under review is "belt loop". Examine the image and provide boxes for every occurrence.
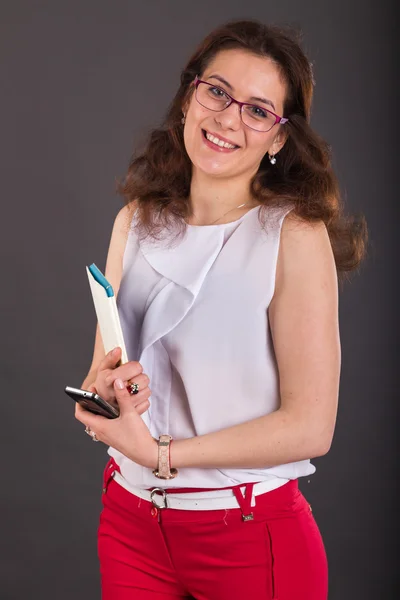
[233,483,254,521]
[102,458,120,494]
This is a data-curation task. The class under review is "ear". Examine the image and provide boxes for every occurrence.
[181,79,197,117]
[269,129,288,155]
[182,97,191,117]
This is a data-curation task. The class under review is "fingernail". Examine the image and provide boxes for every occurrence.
[112,347,119,355]
[115,378,124,390]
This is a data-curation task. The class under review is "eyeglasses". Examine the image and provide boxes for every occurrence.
[193,75,289,133]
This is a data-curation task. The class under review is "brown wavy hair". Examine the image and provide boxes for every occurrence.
[118,19,367,280]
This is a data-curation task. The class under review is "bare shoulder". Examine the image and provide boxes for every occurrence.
[113,200,138,237]
[274,212,336,297]
[105,200,138,295]
[281,211,331,248]
[110,200,138,254]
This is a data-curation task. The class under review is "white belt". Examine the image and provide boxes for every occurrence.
[113,471,289,511]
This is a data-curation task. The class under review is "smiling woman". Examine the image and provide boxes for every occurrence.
[183,49,288,198]
[77,19,367,600]
[119,20,366,270]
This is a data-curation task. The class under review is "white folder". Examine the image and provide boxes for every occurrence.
[86,263,128,364]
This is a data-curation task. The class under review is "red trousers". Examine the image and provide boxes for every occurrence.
[99,460,328,599]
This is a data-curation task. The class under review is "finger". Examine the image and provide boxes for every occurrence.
[113,378,140,416]
[135,399,150,416]
[98,347,122,373]
[74,402,107,430]
[105,361,144,387]
[131,386,151,407]
[126,373,150,393]
[74,383,98,418]
[75,401,86,418]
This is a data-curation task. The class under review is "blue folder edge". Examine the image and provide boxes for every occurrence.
[87,263,114,297]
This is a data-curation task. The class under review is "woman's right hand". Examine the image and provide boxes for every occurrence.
[92,347,151,415]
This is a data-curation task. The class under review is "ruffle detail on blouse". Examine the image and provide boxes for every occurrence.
[137,226,227,361]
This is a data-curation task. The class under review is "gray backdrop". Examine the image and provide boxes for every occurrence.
[0,1,397,599]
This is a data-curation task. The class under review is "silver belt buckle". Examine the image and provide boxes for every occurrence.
[150,487,168,509]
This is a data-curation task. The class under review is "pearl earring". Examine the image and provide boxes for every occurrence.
[269,153,276,165]
[181,114,186,125]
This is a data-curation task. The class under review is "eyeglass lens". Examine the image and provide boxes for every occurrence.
[196,82,276,132]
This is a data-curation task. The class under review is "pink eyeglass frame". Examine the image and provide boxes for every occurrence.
[192,75,289,130]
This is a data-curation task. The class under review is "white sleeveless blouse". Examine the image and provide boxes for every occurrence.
[109,205,316,488]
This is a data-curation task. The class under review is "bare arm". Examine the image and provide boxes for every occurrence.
[170,214,341,469]
[81,203,135,389]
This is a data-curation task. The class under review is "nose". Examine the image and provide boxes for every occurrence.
[214,101,242,131]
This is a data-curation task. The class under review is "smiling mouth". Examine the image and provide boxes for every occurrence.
[202,129,240,150]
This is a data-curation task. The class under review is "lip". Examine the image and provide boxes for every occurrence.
[202,129,240,152]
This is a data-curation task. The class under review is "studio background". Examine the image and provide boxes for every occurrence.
[0,1,397,599]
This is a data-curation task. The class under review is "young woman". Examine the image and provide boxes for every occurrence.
[75,19,367,600]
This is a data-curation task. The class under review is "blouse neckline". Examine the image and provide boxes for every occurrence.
[186,205,260,229]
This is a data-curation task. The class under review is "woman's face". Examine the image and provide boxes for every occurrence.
[183,48,287,181]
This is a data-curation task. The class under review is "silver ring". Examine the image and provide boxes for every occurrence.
[85,426,99,442]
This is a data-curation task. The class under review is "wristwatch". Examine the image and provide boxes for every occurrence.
[153,435,178,480]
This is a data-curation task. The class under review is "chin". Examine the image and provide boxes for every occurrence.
[195,162,237,179]
[190,151,240,177]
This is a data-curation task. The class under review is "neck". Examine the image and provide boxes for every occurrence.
[188,169,257,225]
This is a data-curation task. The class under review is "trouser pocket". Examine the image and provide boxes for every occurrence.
[265,522,278,600]
[102,457,120,494]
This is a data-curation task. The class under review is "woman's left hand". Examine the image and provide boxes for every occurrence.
[75,378,158,469]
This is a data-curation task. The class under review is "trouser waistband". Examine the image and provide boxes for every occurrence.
[103,458,290,520]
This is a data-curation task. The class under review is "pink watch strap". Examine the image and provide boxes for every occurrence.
[153,435,178,480]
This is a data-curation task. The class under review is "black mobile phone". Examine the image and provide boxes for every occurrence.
[64,386,119,419]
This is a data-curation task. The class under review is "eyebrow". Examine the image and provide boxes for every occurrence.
[207,74,276,111]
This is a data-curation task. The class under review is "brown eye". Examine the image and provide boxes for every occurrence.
[247,105,269,119]
[208,86,229,100]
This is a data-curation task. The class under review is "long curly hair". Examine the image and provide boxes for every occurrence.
[118,19,367,279]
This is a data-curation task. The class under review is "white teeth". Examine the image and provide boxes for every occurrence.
[205,132,236,149]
